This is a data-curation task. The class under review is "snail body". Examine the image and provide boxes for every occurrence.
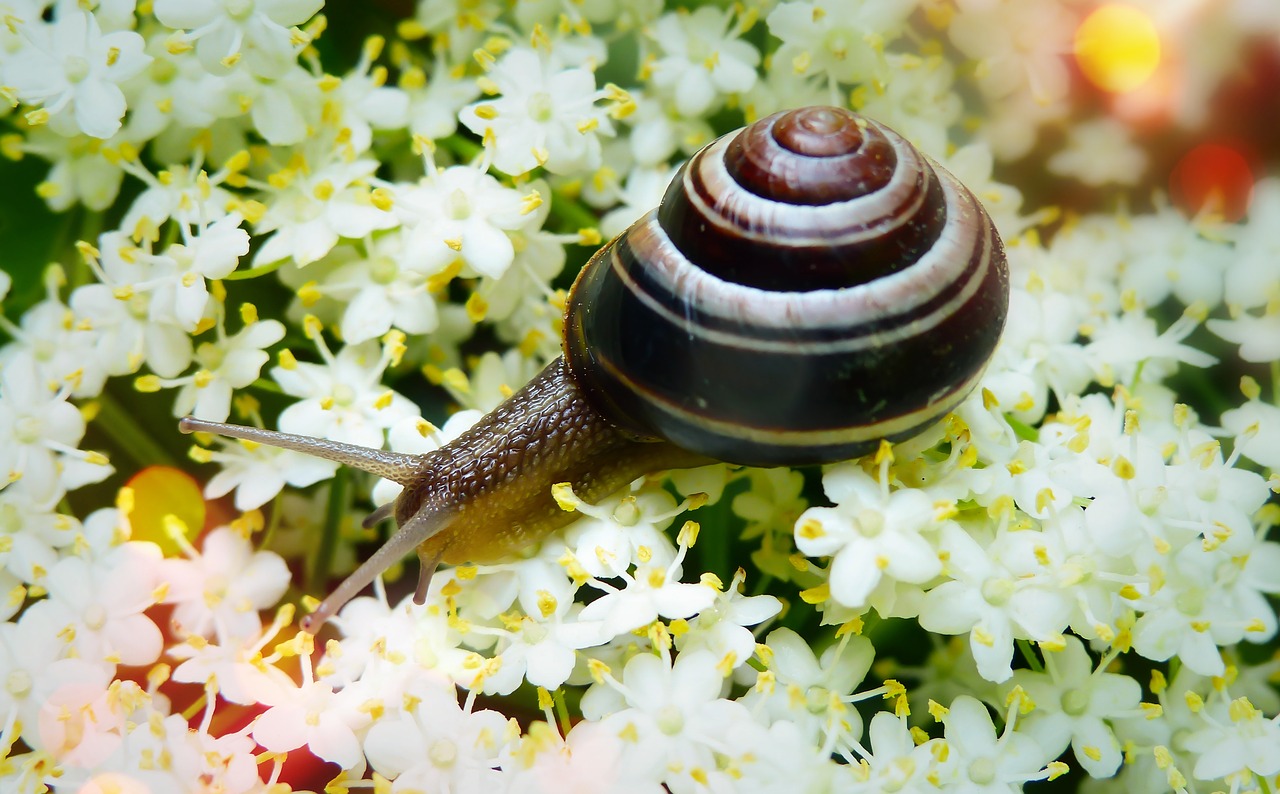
[179,106,1009,632]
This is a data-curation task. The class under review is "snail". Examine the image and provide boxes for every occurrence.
[179,106,1009,632]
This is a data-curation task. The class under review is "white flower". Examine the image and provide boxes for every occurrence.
[16,129,128,212]
[648,7,759,117]
[0,285,107,399]
[1048,118,1148,186]
[766,0,913,88]
[559,484,687,579]
[0,608,113,745]
[506,719,657,794]
[2,9,150,138]
[119,161,237,239]
[918,523,1073,683]
[1221,396,1280,469]
[933,695,1056,791]
[0,356,113,505]
[675,568,780,670]
[794,464,944,610]
[403,53,480,140]
[72,232,195,376]
[1222,177,1280,311]
[1206,308,1280,363]
[197,438,338,511]
[252,679,366,768]
[458,47,614,176]
[300,236,444,345]
[849,712,945,793]
[159,526,291,641]
[1004,636,1142,777]
[154,214,251,329]
[739,626,874,744]
[362,680,512,789]
[273,338,418,449]
[1183,696,1280,780]
[253,154,397,268]
[0,489,78,584]
[34,541,164,666]
[169,631,297,705]
[170,311,285,422]
[153,0,323,78]
[580,650,750,791]
[323,36,410,153]
[393,163,534,280]
[575,558,716,640]
[1121,208,1230,308]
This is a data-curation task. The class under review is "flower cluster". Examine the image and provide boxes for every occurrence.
[0,0,1278,792]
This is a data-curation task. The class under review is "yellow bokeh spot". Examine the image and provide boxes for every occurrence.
[124,466,205,556]
[1074,5,1161,93]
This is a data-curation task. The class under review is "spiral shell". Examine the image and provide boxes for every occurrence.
[564,106,1009,467]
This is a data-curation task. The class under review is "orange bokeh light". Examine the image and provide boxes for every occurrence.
[1075,5,1162,94]
[124,465,206,555]
[1169,142,1255,222]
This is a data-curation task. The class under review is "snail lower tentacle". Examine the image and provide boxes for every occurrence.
[180,105,1009,632]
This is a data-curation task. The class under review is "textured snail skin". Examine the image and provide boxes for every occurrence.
[565,106,1008,466]
[179,106,1008,630]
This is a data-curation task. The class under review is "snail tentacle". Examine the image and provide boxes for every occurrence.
[178,417,427,486]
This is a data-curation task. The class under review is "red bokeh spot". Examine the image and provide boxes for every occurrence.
[1169,142,1255,222]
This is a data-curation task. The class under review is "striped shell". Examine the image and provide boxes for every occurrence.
[563,106,1009,467]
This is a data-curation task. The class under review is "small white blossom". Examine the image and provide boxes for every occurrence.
[153,0,323,78]
[159,526,290,641]
[459,47,614,176]
[648,7,759,117]
[2,10,150,138]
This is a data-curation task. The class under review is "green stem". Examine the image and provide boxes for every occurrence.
[308,468,349,593]
[1016,639,1044,673]
[1004,414,1038,442]
[224,259,288,281]
[260,491,284,551]
[92,391,180,469]
[553,688,572,735]
[1271,361,1279,405]
[549,186,602,235]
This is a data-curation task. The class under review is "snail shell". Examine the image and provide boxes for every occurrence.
[565,105,1008,466]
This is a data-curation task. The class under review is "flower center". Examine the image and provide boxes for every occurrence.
[83,603,108,631]
[967,757,996,785]
[1175,587,1205,616]
[656,704,685,735]
[824,30,850,60]
[1061,687,1090,716]
[429,739,457,767]
[205,575,228,605]
[527,91,554,122]
[855,509,884,537]
[6,669,32,699]
[370,256,399,285]
[446,188,472,220]
[523,621,548,644]
[225,0,255,21]
[150,57,177,83]
[980,577,1014,606]
[64,56,90,84]
[332,383,356,406]
[196,341,225,371]
[14,416,43,445]
[612,498,640,526]
[128,293,151,320]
